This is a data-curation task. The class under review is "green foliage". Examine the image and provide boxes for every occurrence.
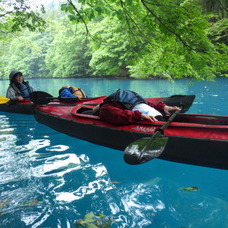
[60,0,228,79]
[0,0,227,80]
[45,20,92,78]
[180,186,199,191]
[208,18,228,44]
[75,212,113,228]
[128,38,221,80]
[0,0,45,36]
[0,30,52,79]
[197,0,228,18]
[88,17,135,76]
[0,17,92,79]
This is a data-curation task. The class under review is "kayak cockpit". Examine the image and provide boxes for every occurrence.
[71,104,228,127]
[71,104,100,119]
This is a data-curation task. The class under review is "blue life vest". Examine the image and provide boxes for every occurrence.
[104,89,146,110]
[19,82,32,98]
[59,88,78,102]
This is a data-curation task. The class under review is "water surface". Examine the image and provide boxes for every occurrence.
[0,78,228,227]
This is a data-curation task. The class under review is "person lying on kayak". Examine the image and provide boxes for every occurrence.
[59,86,87,102]
[93,89,180,124]
[6,71,34,100]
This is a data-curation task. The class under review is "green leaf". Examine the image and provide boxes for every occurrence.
[84,212,96,223]
[181,186,199,191]
[87,224,98,228]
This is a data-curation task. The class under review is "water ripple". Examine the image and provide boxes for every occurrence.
[0,122,116,227]
[1,85,228,228]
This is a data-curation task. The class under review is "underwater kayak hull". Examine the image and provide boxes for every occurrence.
[34,96,228,170]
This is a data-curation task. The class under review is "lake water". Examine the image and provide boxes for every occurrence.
[0,77,228,227]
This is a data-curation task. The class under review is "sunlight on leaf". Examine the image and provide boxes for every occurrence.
[180,186,199,191]
[75,212,113,227]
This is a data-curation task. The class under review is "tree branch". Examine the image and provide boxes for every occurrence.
[141,0,193,50]
[0,10,16,18]
[67,0,90,35]
[119,0,146,43]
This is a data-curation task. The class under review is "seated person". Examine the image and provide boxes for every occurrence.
[93,89,180,125]
[59,86,87,102]
[6,71,34,100]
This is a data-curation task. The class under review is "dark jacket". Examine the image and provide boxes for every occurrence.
[98,101,165,125]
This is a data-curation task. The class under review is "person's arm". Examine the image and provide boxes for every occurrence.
[147,101,180,115]
[163,105,181,115]
[6,87,23,100]
[147,101,166,112]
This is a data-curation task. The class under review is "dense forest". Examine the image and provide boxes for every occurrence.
[0,0,227,80]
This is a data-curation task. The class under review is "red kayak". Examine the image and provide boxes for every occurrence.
[0,99,34,114]
[0,91,92,114]
[33,94,228,170]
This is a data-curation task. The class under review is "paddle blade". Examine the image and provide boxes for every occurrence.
[162,95,195,113]
[124,136,168,165]
[0,96,10,104]
[30,91,53,105]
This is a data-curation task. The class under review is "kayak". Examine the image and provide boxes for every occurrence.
[0,91,88,114]
[33,94,228,170]
[0,99,34,114]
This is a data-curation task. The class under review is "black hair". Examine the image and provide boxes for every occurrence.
[59,88,65,95]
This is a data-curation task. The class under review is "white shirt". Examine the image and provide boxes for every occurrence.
[132,103,162,117]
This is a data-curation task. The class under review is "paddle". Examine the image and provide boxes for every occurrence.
[0,96,10,104]
[124,108,182,165]
[30,91,80,105]
[0,96,30,104]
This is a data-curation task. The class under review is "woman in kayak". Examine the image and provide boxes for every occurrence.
[6,71,34,100]
[59,86,87,101]
[93,89,180,124]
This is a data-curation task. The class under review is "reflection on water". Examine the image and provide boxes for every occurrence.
[55,163,114,202]
[0,114,117,227]
[0,114,228,227]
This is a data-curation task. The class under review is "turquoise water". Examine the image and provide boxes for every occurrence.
[0,78,228,227]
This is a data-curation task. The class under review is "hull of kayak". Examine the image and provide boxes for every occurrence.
[0,97,93,114]
[0,100,34,114]
[33,96,228,170]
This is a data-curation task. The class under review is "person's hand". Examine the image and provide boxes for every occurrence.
[17,96,24,101]
[141,113,158,122]
[163,105,181,115]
